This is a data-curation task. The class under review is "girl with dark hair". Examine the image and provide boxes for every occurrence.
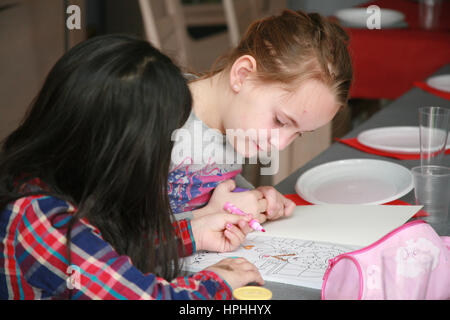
[0,35,263,300]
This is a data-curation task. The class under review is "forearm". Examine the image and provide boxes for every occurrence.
[172,205,214,221]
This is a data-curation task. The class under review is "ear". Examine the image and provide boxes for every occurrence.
[229,55,257,93]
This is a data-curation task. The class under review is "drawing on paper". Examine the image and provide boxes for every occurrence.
[182,234,358,289]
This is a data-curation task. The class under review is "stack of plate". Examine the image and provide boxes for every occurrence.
[357,127,450,154]
[426,74,450,93]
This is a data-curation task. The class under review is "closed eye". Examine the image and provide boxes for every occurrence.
[274,116,287,127]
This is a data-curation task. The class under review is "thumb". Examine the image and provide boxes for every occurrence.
[283,197,296,216]
[217,179,236,193]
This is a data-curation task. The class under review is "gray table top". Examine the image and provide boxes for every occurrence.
[265,64,450,300]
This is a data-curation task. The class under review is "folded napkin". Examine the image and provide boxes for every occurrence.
[284,193,428,218]
[336,137,450,160]
[414,81,450,100]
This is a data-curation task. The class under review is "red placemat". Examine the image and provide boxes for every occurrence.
[336,137,450,160]
[343,0,450,99]
[284,193,428,218]
[413,81,450,100]
[361,0,450,31]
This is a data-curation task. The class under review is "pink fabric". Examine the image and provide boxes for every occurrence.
[322,220,450,300]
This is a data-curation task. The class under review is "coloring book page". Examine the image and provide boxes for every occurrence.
[182,234,360,289]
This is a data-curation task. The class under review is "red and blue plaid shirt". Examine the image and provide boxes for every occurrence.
[0,181,232,300]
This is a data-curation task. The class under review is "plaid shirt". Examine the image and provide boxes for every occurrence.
[0,184,232,300]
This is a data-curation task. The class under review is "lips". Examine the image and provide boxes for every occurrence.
[253,141,263,152]
[253,140,270,152]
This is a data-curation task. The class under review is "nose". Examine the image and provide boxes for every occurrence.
[269,132,295,151]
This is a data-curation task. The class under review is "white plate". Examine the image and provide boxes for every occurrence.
[295,159,413,205]
[357,126,450,154]
[426,74,450,93]
[334,8,405,28]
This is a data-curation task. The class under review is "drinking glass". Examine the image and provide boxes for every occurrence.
[419,106,449,167]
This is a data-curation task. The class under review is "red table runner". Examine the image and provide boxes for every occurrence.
[336,137,450,160]
[413,81,450,100]
[284,193,428,218]
[342,0,450,99]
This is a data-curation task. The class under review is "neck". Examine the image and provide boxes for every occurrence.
[188,72,229,134]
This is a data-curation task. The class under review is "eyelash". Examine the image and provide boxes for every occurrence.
[274,116,303,137]
[274,116,286,127]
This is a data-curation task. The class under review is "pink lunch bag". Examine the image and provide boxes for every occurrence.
[322,220,450,300]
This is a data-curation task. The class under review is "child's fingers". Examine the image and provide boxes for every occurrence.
[247,270,265,286]
[237,219,254,234]
[221,212,251,225]
[249,189,264,200]
[239,261,265,285]
[252,212,267,224]
[223,230,240,250]
[257,198,268,213]
[283,198,296,217]
[217,179,236,193]
[267,204,283,220]
[225,222,246,241]
[261,189,281,218]
[224,223,246,248]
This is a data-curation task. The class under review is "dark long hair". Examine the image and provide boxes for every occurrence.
[0,35,191,279]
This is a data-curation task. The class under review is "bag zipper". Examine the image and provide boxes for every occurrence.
[324,256,339,279]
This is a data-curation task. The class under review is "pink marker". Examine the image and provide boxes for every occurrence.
[224,202,246,216]
[224,202,266,232]
[249,219,266,232]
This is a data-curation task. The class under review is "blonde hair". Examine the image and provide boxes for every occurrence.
[208,10,353,108]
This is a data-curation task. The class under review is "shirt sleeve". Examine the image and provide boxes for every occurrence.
[172,210,195,222]
[14,196,232,300]
[172,218,196,257]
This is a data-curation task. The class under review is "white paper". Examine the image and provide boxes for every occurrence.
[262,204,422,247]
[183,234,359,289]
[182,204,422,289]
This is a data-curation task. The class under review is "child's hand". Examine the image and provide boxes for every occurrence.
[203,180,268,222]
[205,257,264,290]
[256,186,295,221]
[190,212,253,253]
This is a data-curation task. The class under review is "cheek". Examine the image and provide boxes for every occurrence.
[231,110,272,131]
[268,130,295,151]
[223,106,244,131]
